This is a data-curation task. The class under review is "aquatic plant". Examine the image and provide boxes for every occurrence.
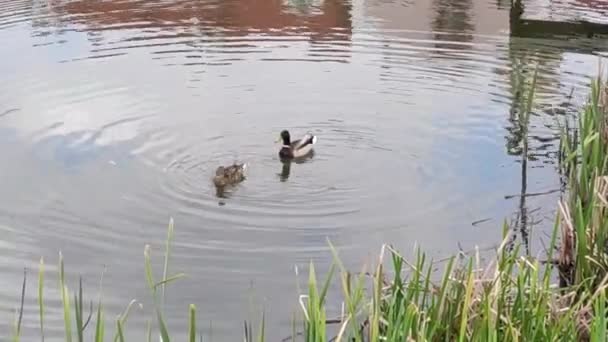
[559,71,608,292]
[8,219,608,342]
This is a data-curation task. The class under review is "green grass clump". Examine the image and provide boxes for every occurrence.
[560,71,608,291]
[9,220,607,342]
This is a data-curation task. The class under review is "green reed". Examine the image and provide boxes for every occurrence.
[7,217,608,342]
[559,70,608,291]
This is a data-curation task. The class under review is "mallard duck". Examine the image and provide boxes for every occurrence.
[213,163,247,188]
[277,130,317,160]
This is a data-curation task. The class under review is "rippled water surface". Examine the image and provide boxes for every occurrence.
[1,0,608,340]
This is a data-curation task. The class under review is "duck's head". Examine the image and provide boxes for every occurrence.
[279,130,290,145]
[215,166,225,176]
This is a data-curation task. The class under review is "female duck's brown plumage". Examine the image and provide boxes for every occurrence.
[213,163,247,188]
[278,130,317,160]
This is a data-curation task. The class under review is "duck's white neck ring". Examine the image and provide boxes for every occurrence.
[282,145,291,148]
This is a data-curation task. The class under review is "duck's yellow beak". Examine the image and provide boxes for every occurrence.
[275,135,281,143]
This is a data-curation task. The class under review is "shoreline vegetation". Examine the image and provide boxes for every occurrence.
[9,71,608,341]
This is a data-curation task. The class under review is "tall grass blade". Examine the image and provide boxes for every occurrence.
[146,320,152,342]
[144,243,171,342]
[39,257,45,342]
[12,269,26,342]
[590,290,606,342]
[189,304,196,342]
[95,308,104,342]
[257,310,265,342]
[94,267,106,342]
[244,320,250,342]
[319,263,335,307]
[116,319,125,342]
[113,300,141,342]
[75,277,84,342]
[458,259,474,342]
[162,217,175,306]
[17,269,26,339]
[59,252,73,342]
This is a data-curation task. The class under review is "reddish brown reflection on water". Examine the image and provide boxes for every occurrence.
[51,0,352,41]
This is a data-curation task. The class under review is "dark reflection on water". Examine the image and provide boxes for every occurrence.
[432,0,474,46]
[278,151,316,181]
[35,0,353,45]
[57,0,352,34]
[280,160,292,181]
[521,0,608,24]
[1,0,608,340]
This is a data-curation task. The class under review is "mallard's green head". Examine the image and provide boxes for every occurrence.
[280,130,291,145]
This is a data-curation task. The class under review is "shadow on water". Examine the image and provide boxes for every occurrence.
[215,180,249,205]
[279,160,292,182]
[278,150,315,182]
[510,0,608,38]
[215,185,232,206]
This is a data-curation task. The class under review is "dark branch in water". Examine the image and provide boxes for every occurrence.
[504,188,560,199]
[281,331,303,342]
[325,318,343,324]
[471,218,492,226]
[0,108,19,118]
[17,268,26,336]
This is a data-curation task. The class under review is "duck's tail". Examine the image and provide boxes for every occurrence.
[305,132,317,145]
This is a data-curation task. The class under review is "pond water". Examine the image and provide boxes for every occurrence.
[1,0,608,340]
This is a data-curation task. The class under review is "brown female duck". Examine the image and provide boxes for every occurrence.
[213,163,247,188]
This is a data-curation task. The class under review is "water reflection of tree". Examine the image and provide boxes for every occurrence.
[505,39,567,160]
[496,0,511,10]
[30,0,65,39]
[503,36,572,254]
[431,0,474,49]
